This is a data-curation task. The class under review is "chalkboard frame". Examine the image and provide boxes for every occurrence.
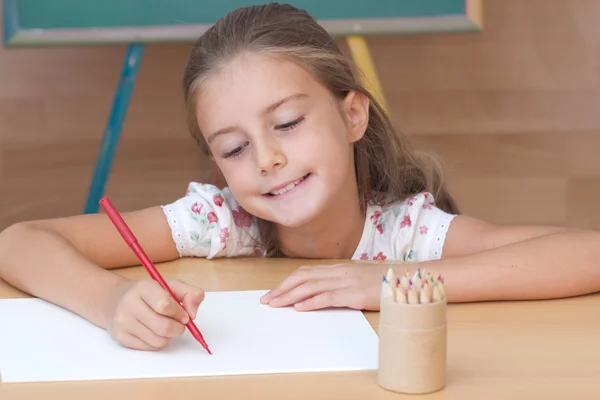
[3,0,483,48]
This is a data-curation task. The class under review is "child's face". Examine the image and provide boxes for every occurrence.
[195,52,368,228]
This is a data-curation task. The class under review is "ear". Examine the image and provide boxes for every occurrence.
[342,90,370,143]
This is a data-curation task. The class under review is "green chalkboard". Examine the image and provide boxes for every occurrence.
[3,0,482,47]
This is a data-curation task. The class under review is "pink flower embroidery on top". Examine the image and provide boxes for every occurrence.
[419,225,428,235]
[373,252,387,261]
[423,194,435,210]
[360,253,369,260]
[219,227,230,243]
[400,215,412,228]
[191,202,203,214]
[370,210,381,224]
[376,224,383,234]
[207,212,218,224]
[213,194,224,207]
[232,206,252,227]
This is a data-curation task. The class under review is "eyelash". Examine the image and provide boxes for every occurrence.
[222,142,248,159]
[222,116,305,159]
[275,116,305,131]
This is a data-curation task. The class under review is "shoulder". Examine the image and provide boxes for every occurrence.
[357,192,457,262]
[161,183,241,233]
[160,182,259,259]
[375,192,452,228]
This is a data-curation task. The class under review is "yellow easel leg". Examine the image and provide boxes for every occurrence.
[346,35,388,114]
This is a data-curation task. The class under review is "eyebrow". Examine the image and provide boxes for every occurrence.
[206,93,308,144]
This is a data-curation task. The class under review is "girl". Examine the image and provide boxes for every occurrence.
[1,3,599,352]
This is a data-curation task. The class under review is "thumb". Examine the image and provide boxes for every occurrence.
[166,279,205,320]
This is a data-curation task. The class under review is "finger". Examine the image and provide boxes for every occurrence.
[294,289,355,311]
[138,281,190,324]
[131,319,171,349]
[269,277,350,308]
[261,267,341,304]
[116,331,160,351]
[135,296,186,339]
[166,279,205,320]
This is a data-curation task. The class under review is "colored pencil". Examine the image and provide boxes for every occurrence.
[380,268,446,305]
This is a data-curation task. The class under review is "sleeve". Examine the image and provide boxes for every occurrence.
[160,182,260,259]
[392,192,457,262]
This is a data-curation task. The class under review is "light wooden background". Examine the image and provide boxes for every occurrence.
[1,0,599,231]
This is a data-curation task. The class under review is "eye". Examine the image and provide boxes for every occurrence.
[222,141,249,159]
[275,116,305,131]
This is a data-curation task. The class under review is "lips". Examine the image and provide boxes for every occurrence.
[266,173,310,196]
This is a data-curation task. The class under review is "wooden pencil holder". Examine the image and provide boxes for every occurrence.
[377,297,447,394]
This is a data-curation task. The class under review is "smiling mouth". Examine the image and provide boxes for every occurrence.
[267,173,311,196]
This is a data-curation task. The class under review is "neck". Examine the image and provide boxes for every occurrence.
[276,188,366,260]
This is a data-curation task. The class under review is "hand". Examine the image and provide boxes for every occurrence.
[260,263,387,311]
[104,278,205,351]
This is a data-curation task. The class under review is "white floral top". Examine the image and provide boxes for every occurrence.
[161,182,457,262]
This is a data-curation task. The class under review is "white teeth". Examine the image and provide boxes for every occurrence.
[270,176,307,196]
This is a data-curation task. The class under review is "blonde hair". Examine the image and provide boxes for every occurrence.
[182,3,459,257]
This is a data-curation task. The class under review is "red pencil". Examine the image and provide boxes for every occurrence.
[99,196,212,355]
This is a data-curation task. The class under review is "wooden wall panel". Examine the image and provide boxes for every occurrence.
[1,0,599,232]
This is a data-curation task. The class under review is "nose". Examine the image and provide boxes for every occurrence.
[255,136,287,175]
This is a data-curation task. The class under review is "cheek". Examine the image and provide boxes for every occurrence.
[298,118,350,152]
[304,125,354,163]
[216,159,254,192]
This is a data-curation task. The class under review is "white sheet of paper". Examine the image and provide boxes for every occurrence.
[0,290,378,383]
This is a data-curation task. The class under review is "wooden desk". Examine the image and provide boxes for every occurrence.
[1,257,599,399]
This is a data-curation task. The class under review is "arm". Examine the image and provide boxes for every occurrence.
[261,216,600,310]
[426,215,600,302]
[441,215,570,258]
[0,206,179,328]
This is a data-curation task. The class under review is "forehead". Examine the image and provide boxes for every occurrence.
[194,52,326,133]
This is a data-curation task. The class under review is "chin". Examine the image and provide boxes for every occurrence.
[274,213,315,228]
[254,200,323,228]
[260,197,326,229]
